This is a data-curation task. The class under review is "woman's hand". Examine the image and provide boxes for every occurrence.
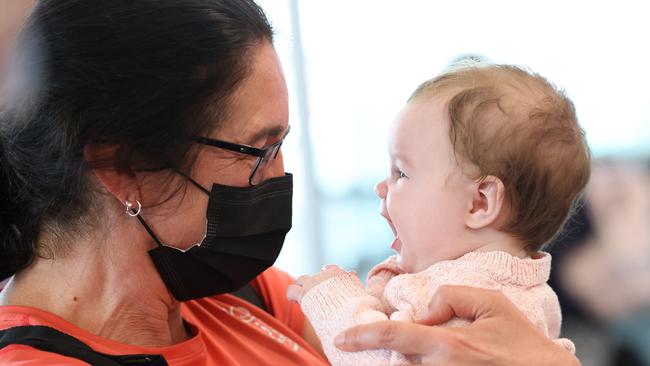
[334,285,580,366]
[286,265,349,304]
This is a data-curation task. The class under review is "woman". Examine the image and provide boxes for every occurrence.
[0,1,579,365]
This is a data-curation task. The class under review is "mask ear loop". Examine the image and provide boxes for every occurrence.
[124,199,164,247]
[174,170,211,196]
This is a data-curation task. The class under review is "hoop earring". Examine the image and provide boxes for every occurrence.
[125,200,142,217]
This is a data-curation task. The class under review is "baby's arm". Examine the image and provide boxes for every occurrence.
[366,255,402,305]
[288,266,413,366]
[384,266,474,328]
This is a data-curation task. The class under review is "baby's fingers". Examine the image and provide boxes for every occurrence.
[286,283,304,303]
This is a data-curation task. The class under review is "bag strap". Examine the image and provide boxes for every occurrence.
[230,282,268,312]
[0,283,265,364]
[0,325,168,366]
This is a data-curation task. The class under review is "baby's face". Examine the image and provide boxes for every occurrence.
[375,98,476,273]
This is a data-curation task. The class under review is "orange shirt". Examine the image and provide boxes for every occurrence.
[0,267,329,365]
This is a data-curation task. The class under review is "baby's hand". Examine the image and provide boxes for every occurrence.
[286,265,351,304]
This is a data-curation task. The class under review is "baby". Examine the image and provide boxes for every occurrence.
[287,64,591,365]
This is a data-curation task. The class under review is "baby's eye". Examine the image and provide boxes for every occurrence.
[393,169,407,180]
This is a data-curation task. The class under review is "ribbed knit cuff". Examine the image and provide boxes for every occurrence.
[301,273,367,318]
[367,255,401,280]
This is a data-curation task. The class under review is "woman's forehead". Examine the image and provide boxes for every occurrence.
[211,43,289,144]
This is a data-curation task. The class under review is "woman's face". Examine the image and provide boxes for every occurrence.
[142,42,289,250]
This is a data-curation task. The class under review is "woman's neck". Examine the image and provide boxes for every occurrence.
[0,227,190,347]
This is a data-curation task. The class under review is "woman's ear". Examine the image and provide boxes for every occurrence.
[466,175,506,230]
[83,144,139,204]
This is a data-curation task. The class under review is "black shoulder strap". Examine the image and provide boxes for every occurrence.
[230,282,268,312]
[0,284,266,364]
[0,325,168,366]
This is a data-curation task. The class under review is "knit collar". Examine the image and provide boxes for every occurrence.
[455,251,552,287]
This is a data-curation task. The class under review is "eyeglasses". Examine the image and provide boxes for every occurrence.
[193,125,290,186]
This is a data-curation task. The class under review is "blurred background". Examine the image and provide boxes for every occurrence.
[2,1,649,365]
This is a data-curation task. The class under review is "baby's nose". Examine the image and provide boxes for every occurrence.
[374,179,387,199]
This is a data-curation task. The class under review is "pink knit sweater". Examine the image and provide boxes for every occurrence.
[301,251,575,365]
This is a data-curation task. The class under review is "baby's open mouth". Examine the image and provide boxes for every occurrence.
[381,213,401,251]
[390,236,401,251]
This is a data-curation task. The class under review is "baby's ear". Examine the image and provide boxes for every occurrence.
[465,175,506,230]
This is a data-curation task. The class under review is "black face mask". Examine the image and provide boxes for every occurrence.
[137,173,293,301]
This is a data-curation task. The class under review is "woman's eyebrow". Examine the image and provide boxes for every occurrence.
[248,124,286,144]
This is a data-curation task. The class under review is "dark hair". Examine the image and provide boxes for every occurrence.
[410,65,591,252]
[0,0,273,280]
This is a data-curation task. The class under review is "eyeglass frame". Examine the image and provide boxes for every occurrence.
[192,125,291,186]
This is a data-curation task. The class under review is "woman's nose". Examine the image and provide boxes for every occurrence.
[265,149,285,180]
[374,179,387,199]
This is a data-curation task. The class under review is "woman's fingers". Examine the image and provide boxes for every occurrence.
[334,286,502,355]
[417,285,508,325]
[335,286,581,366]
[334,320,454,356]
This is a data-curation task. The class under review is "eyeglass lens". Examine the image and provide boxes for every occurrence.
[249,141,283,185]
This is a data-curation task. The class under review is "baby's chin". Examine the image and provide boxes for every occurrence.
[396,254,452,273]
[394,254,405,271]
[395,255,420,274]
